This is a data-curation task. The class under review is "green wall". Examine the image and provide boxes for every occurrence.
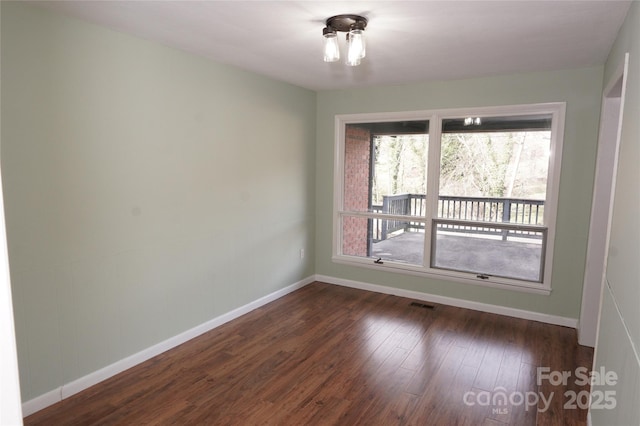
[592,1,640,424]
[315,67,604,319]
[1,2,316,402]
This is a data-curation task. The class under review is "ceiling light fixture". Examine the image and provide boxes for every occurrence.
[322,14,368,66]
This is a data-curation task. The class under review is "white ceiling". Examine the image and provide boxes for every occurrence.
[39,1,631,91]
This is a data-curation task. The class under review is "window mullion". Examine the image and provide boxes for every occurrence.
[424,114,442,269]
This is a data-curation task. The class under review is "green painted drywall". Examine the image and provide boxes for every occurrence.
[1,2,316,401]
[592,2,640,424]
[315,67,604,319]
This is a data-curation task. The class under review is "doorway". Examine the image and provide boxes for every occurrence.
[579,54,629,347]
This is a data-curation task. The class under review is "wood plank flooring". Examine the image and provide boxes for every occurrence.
[25,282,593,425]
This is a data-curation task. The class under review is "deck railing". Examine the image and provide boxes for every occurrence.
[371,194,544,242]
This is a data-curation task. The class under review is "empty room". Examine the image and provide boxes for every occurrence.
[0,1,638,425]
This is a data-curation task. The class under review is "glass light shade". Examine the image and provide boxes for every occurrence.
[323,32,340,62]
[347,28,366,66]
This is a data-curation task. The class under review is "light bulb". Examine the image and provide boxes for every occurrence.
[323,31,340,62]
[347,28,365,66]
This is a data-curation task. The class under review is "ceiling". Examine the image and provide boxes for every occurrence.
[39,1,631,91]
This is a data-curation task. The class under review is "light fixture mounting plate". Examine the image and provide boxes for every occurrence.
[325,14,368,32]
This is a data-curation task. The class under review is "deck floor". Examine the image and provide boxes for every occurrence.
[372,231,543,282]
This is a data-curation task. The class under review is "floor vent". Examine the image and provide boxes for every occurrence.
[410,301,435,310]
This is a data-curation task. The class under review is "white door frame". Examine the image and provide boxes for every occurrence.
[0,174,23,425]
[578,53,629,347]
[0,1,25,417]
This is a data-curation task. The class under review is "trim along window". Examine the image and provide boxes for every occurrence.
[332,103,565,294]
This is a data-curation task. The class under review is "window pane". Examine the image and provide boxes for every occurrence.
[342,215,425,266]
[343,125,373,214]
[342,121,428,267]
[431,222,545,282]
[372,134,429,217]
[439,115,551,224]
[435,114,551,282]
[342,215,370,257]
[343,121,428,216]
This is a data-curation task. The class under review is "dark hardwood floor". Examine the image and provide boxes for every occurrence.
[25,282,593,425]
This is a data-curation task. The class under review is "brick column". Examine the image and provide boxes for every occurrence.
[342,126,371,257]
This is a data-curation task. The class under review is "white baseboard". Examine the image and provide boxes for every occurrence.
[22,275,315,417]
[21,388,60,419]
[315,274,578,329]
[23,273,578,417]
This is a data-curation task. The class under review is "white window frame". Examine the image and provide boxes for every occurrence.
[332,103,566,295]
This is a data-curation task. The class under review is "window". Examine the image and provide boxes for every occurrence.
[333,104,565,293]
